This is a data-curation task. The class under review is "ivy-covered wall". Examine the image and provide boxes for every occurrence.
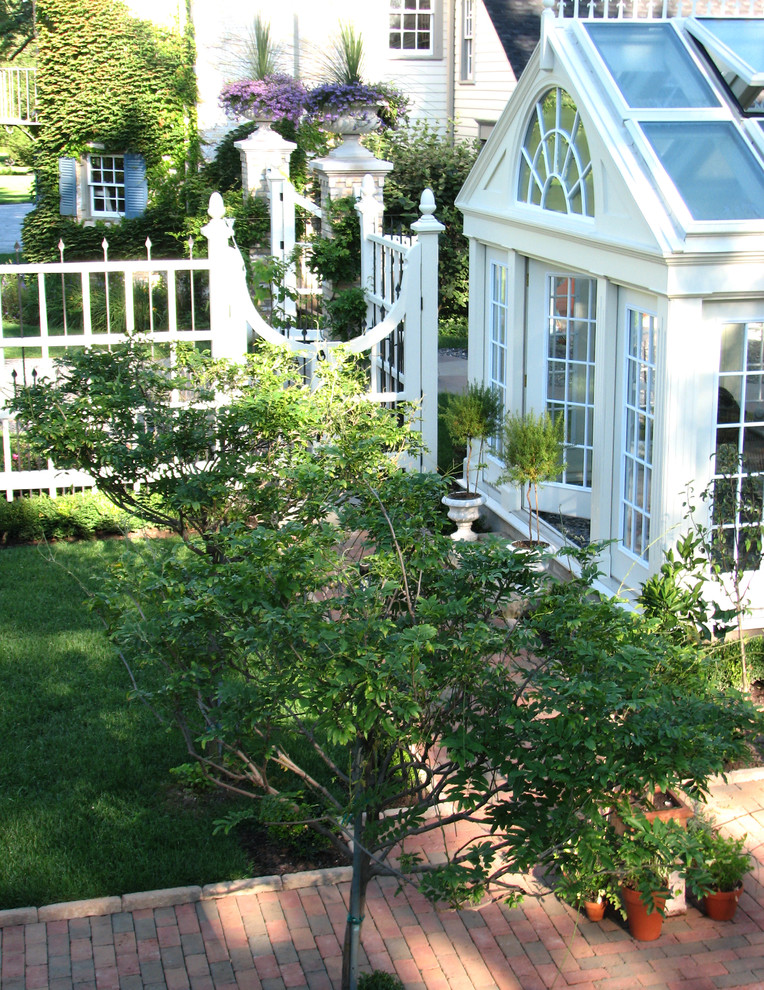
[23,0,200,261]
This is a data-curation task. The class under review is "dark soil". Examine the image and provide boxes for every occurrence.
[237,824,347,877]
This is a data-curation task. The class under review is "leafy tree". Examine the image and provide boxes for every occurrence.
[0,0,36,62]
[12,342,764,990]
[366,122,480,318]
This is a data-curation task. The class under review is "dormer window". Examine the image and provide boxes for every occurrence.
[518,88,594,217]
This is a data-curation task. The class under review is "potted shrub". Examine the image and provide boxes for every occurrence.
[687,820,751,920]
[498,410,565,545]
[612,815,692,941]
[554,857,618,922]
[441,382,503,541]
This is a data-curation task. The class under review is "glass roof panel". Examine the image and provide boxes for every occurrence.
[641,121,764,221]
[694,19,764,77]
[584,22,721,109]
[689,19,764,113]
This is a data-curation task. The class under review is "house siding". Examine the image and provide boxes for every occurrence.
[454,2,519,140]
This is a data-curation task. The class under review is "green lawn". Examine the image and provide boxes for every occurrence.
[0,171,34,204]
[0,540,253,910]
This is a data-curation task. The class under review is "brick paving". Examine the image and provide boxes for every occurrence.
[1,769,763,990]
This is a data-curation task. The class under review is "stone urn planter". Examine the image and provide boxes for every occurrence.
[442,492,485,542]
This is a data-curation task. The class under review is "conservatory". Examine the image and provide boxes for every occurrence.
[456,0,764,622]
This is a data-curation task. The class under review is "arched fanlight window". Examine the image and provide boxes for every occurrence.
[518,88,594,217]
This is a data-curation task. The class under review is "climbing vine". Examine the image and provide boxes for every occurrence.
[24,0,201,261]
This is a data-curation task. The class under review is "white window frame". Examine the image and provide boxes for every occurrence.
[461,0,474,82]
[388,0,441,58]
[545,273,596,489]
[620,306,657,561]
[714,320,764,572]
[488,259,509,451]
[518,87,595,218]
[88,153,126,218]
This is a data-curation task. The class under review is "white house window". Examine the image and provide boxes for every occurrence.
[389,0,433,54]
[59,153,147,221]
[546,275,596,487]
[621,308,657,560]
[461,0,474,81]
[518,88,595,217]
[715,321,764,570]
[88,155,126,217]
[488,260,509,429]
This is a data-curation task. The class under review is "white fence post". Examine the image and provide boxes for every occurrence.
[411,189,444,475]
[356,175,384,327]
[201,193,249,361]
[267,168,298,323]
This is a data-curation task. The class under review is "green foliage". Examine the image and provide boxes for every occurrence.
[442,382,502,493]
[308,196,361,286]
[366,122,480,318]
[685,447,764,692]
[14,340,764,989]
[438,315,468,350]
[324,286,367,341]
[0,0,35,61]
[244,15,282,80]
[0,490,150,544]
[324,22,365,85]
[687,817,752,893]
[499,411,565,543]
[438,392,465,477]
[357,972,405,990]
[23,0,200,261]
[638,531,735,645]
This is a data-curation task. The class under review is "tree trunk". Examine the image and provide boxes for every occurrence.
[341,811,372,990]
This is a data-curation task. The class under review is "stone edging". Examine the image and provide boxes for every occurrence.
[3,768,761,930]
[0,866,353,929]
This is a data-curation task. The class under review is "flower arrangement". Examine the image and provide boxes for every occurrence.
[219,74,308,124]
[304,81,408,130]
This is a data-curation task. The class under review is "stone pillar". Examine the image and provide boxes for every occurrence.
[308,142,393,215]
[235,123,297,200]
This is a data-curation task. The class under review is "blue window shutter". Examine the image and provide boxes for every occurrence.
[124,154,147,218]
[59,157,77,216]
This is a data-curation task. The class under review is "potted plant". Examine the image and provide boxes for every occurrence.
[498,410,565,546]
[612,815,691,941]
[554,857,618,922]
[687,820,751,920]
[219,74,308,126]
[441,383,503,541]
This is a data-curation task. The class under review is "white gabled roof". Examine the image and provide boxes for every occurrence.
[457,1,764,271]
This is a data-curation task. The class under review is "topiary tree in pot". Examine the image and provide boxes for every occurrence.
[498,410,565,545]
[442,381,503,496]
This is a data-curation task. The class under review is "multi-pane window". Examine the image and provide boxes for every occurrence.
[546,275,596,487]
[461,0,474,81]
[518,88,595,217]
[488,261,509,441]
[621,308,657,560]
[715,321,764,571]
[88,154,126,217]
[389,0,433,53]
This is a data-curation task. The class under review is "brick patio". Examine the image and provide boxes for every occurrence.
[1,768,763,990]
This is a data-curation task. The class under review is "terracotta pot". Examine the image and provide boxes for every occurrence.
[584,898,606,922]
[621,885,666,941]
[703,884,743,921]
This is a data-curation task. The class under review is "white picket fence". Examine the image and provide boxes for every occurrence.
[0,183,442,499]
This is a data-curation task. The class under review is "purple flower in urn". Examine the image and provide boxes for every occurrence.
[219,74,308,125]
